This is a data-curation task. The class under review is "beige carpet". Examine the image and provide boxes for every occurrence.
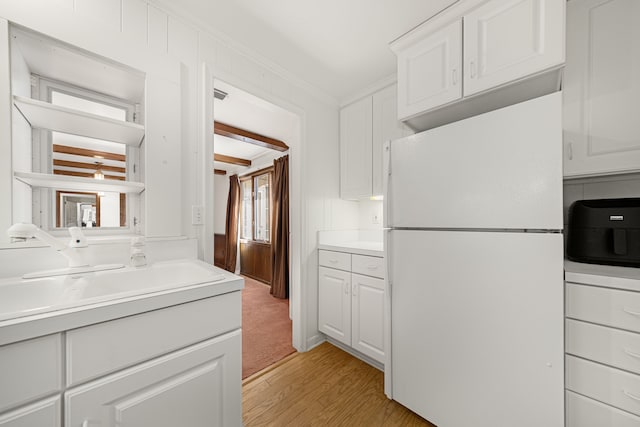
[242,276,295,379]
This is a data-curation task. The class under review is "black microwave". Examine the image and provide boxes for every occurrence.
[566,198,640,267]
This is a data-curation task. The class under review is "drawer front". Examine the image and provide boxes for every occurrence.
[566,390,640,427]
[566,283,640,333]
[566,355,640,417]
[66,292,241,386]
[318,250,351,272]
[0,396,61,427]
[566,319,640,375]
[0,334,62,413]
[351,254,384,279]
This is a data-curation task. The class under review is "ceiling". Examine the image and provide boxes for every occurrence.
[213,80,297,176]
[153,0,458,102]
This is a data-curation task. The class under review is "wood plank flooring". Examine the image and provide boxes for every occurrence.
[242,342,435,426]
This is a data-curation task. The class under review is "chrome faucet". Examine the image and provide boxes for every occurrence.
[7,223,89,268]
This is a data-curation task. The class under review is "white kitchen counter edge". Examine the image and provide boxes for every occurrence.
[0,276,243,346]
[565,260,640,292]
[318,243,384,257]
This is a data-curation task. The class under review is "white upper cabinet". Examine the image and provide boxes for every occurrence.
[563,0,640,178]
[340,96,373,200]
[463,0,565,96]
[340,85,412,199]
[391,0,565,127]
[396,19,463,119]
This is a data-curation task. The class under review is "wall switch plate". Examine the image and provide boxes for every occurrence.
[372,214,380,224]
[191,205,204,225]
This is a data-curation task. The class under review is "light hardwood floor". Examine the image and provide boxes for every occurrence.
[242,342,435,426]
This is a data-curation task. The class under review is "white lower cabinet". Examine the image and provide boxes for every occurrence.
[567,390,640,427]
[0,396,60,427]
[566,269,640,425]
[0,292,242,427]
[351,273,384,361]
[65,330,241,427]
[318,266,352,345]
[318,249,385,364]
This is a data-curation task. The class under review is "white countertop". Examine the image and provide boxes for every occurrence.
[318,241,384,257]
[0,261,243,346]
[565,260,640,292]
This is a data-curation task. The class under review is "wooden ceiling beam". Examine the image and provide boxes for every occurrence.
[214,153,251,167]
[214,169,227,175]
[214,122,289,152]
[54,159,126,174]
[53,144,126,162]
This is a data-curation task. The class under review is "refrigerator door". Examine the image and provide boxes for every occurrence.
[387,92,563,230]
[390,229,564,427]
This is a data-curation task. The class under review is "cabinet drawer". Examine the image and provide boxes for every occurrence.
[0,334,62,413]
[566,283,640,333]
[66,292,241,386]
[318,250,351,271]
[566,390,640,427]
[0,396,61,427]
[567,355,640,417]
[566,319,640,375]
[351,254,384,279]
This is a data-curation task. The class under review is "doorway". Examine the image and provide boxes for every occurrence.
[212,80,298,378]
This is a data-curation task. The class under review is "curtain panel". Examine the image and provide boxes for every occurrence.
[271,155,289,299]
[224,174,241,273]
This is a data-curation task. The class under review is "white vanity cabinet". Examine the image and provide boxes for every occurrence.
[318,249,385,364]
[65,331,240,427]
[563,0,640,178]
[0,334,62,427]
[340,84,412,199]
[565,263,640,426]
[0,291,242,427]
[392,0,564,123]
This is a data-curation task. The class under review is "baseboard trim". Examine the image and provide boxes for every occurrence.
[325,336,385,372]
[305,333,324,352]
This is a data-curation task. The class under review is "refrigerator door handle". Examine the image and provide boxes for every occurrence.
[383,141,391,228]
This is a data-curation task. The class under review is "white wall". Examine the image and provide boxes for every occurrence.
[357,199,384,230]
[0,0,358,351]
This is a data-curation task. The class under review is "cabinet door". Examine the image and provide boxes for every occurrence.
[463,0,564,96]
[563,0,640,177]
[318,267,352,345]
[351,273,384,363]
[397,19,462,120]
[372,85,413,196]
[0,396,60,427]
[340,97,372,199]
[65,330,241,427]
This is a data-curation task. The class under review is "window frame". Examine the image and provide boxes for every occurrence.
[239,167,273,244]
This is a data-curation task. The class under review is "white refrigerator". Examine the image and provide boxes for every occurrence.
[385,92,565,427]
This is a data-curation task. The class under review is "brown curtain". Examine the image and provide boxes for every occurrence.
[271,155,289,299]
[224,174,241,273]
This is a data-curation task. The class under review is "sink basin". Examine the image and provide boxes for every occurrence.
[0,259,227,322]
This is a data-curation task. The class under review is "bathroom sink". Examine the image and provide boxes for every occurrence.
[0,259,227,322]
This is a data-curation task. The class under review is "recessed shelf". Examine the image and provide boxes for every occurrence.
[13,95,144,146]
[14,172,145,194]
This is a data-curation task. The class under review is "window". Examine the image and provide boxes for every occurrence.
[240,170,272,243]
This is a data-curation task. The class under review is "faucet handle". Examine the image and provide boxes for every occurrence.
[68,227,88,248]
